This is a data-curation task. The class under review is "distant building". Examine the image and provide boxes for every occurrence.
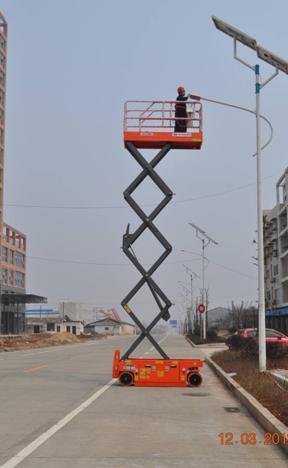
[58,302,100,324]
[207,307,231,329]
[263,167,288,333]
[85,318,136,336]
[26,308,59,319]
[25,317,84,335]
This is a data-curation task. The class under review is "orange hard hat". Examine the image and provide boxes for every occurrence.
[177,86,185,94]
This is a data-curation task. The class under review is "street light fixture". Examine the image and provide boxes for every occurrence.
[212,15,288,372]
[212,16,257,50]
[188,222,218,340]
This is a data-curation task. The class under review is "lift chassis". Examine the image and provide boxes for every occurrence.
[113,100,204,387]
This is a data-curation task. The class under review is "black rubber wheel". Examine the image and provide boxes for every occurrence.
[187,372,202,387]
[119,372,134,386]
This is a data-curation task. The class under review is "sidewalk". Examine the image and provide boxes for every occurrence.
[188,339,228,358]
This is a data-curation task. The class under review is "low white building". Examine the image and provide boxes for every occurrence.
[25,318,84,335]
[84,318,136,336]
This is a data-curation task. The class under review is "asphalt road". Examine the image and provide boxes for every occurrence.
[0,334,287,467]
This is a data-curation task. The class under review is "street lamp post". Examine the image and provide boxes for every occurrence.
[188,223,218,340]
[212,16,288,372]
[183,265,200,333]
[178,281,191,333]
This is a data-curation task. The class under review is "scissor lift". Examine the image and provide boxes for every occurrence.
[113,100,204,387]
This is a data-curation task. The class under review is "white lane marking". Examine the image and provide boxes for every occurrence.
[20,340,102,357]
[21,348,65,357]
[0,378,116,468]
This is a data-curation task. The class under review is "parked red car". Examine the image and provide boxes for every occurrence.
[227,328,288,350]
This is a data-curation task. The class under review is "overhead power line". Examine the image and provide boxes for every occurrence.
[4,174,275,211]
[27,254,255,280]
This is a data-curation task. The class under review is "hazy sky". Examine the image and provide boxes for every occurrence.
[1,0,288,324]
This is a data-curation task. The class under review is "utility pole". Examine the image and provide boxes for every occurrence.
[178,281,192,333]
[188,222,218,340]
[183,265,199,333]
[205,288,209,332]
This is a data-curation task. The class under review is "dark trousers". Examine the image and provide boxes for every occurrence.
[174,108,187,132]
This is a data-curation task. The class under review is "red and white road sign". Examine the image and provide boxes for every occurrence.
[198,303,206,314]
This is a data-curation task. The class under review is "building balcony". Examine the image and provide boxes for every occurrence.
[278,204,287,216]
[279,225,288,237]
[280,250,288,259]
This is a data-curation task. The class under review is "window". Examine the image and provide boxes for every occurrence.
[8,270,13,285]
[0,52,6,67]
[34,325,40,334]
[66,326,71,332]
[247,330,257,337]
[47,322,55,332]
[15,251,25,267]
[57,325,61,332]
[1,267,7,284]
[0,35,6,51]
[2,246,8,262]
[15,271,25,288]
[9,250,14,264]
[266,330,284,338]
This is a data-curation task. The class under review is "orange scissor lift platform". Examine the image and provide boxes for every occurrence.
[113,350,203,387]
[113,99,204,387]
[123,100,203,149]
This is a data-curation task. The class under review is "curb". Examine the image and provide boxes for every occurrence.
[185,336,198,348]
[185,336,288,456]
[270,370,288,388]
[205,355,288,456]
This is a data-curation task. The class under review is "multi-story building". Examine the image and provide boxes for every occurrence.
[0,13,7,268]
[0,223,26,333]
[264,167,288,332]
[0,12,47,334]
[2,223,26,291]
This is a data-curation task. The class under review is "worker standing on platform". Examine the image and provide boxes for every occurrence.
[174,86,190,133]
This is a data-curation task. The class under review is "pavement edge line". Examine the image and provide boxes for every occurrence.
[0,378,116,468]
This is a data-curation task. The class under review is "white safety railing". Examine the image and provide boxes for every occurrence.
[124,100,202,133]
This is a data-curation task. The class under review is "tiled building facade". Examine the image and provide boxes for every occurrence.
[2,223,26,292]
[0,13,28,333]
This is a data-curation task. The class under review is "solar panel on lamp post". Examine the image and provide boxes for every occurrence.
[212,16,288,372]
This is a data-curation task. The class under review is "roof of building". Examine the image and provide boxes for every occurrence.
[85,318,136,327]
[207,307,229,314]
[2,294,47,305]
